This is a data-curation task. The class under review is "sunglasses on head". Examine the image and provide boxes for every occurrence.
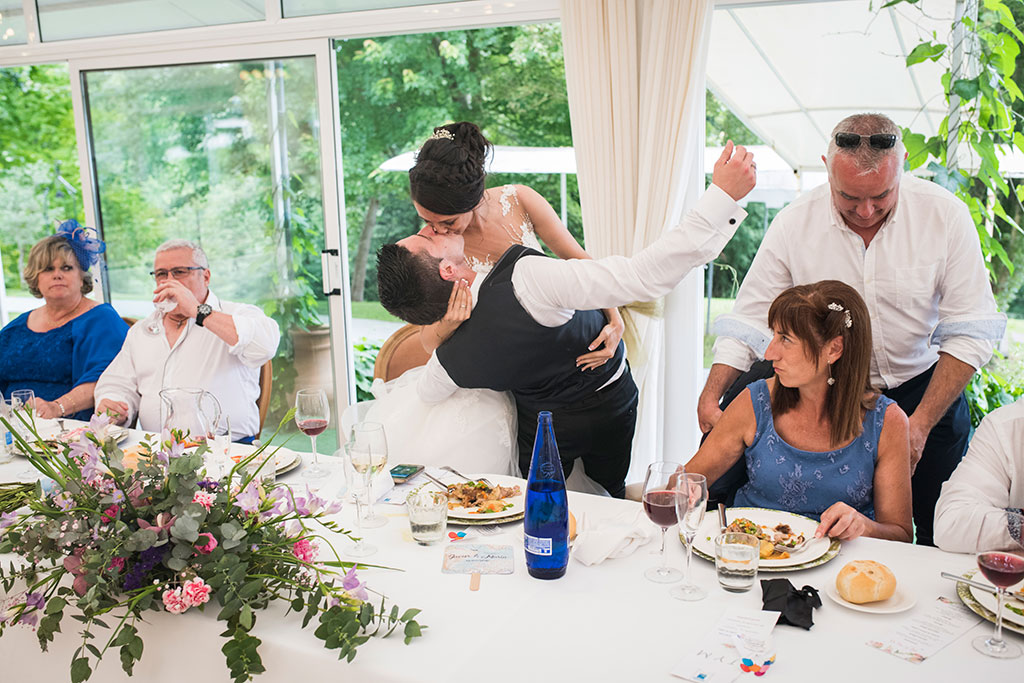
[834,132,897,150]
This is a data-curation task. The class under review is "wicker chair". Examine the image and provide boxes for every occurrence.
[372,324,431,382]
[257,359,272,433]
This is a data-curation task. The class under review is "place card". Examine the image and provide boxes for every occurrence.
[866,596,982,663]
[441,544,514,575]
[671,608,780,682]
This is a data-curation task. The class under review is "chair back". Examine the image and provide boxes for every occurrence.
[121,316,138,327]
[257,359,272,434]
[372,324,431,382]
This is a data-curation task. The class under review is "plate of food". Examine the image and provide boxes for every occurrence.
[12,420,129,456]
[444,474,525,522]
[823,560,916,614]
[965,572,1024,631]
[228,444,303,476]
[690,507,841,571]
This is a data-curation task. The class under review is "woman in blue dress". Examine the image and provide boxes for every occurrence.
[0,222,129,420]
[687,280,912,542]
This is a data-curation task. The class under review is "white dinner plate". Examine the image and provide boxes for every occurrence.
[970,577,1024,630]
[691,507,841,571]
[823,581,917,614]
[445,474,526,521]
[228,443,303,475]
[12,420,129,455]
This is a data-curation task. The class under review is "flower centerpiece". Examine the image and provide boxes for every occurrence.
[0,411,422,683]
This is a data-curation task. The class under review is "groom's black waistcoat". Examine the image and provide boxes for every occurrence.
[435,245,625,414]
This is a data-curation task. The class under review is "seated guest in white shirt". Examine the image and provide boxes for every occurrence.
[697,112,1006,545]
[94,240,280,442]
[377,144,755,498]
[934,398,1024,553]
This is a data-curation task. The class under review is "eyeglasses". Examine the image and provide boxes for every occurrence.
[834,132,897,150]
[150,266,205,281]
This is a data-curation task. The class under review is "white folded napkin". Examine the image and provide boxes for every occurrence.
[572,507,655,566]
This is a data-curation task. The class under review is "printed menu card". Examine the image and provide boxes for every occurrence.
[671,608,780,682]
[867,596,982,663]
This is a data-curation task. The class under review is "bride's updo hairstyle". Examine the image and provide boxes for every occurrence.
[409,121,492,215]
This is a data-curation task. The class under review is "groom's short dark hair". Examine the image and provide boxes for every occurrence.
[376,243,453,325]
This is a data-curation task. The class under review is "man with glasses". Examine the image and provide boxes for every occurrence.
[94,239,280,442]
[698,112,1006,546]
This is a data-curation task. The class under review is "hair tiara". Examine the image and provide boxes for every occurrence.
[827,301,853,328]
[428,129,454,142]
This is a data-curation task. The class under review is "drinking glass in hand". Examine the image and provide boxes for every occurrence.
[294,389,330,479]
[671,473,708,601]
[973,509,1024,659]
[642,461,685,583]
[347,422,388,529]
[146,298,177,335]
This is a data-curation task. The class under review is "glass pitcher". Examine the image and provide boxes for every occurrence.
[159,387,222,443]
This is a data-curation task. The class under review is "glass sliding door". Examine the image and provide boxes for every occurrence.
[79,52,345,448]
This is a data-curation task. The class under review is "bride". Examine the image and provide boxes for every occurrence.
[359,122,617,490]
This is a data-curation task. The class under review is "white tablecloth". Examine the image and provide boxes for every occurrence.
[1,433,1021,682]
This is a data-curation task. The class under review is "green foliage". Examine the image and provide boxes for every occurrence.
[965,360,1024,426]
[352,339,382,402]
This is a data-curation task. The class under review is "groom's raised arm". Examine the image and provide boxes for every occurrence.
[512,183,747,323]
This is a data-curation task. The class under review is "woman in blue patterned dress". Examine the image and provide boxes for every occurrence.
[0,224,128,420]
[687,280,912,542]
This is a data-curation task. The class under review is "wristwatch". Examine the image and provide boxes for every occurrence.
[195,303,213,327]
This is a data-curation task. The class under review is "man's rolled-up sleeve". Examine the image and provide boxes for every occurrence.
[93,342,142,424]
[227,306,280,368]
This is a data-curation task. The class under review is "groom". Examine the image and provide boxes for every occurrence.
[377,144,755,498]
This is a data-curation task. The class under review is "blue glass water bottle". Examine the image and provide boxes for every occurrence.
[524,411,569,579]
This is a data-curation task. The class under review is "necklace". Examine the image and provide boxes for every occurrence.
[45,298,86,328]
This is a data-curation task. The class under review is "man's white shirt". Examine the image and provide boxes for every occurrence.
[417,184,747,403]
[94,291,280,439]
[712,174,1006,389]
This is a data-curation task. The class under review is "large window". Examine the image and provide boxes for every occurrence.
[284,0,470,18]
[83,57,331,441]
[37,0,264,41]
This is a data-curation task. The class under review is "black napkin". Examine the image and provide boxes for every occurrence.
[760,578,821,630]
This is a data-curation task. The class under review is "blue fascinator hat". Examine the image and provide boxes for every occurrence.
[56,220,106,270]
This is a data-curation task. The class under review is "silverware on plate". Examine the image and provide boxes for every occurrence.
[941,571,999,594]
[420,471,450,493]
[441,465,492,487]
[717,503,728,532]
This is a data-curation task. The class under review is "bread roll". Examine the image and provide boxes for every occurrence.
[835,560,897,604]
[569,511,577,541]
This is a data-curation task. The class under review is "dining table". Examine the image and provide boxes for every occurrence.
[0,423,1021,682]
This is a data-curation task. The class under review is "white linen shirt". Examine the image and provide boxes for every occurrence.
[94,291,280,439]
[712,174,1006,389]
[934,398,1024,553]
[417,184,747,403]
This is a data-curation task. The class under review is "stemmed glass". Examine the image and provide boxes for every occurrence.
[343,445,377,558]
[973,509,1024,659]
[642,461,685,583]
[347,422,388,529]
[671,473,708,600]
[10,390,38,479]
[294,389,329,479]
[146,298,177,335]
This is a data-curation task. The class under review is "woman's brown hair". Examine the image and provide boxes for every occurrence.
[767,280,875,447]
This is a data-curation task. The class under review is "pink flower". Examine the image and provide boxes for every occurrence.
[162,588,189,614]
[191,491,216,511]
[194,533,218,555]
[72,575,90,596]
[107,556,126,573]
[100,505,120,523]
[181,578,211,607]
[291,538,318,564]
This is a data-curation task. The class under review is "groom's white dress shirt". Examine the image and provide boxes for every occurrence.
[417,184,747,402]
[94,291,280,440]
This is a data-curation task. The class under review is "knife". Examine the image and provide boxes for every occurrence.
[941,571,1000,594]
[718,503,728,532]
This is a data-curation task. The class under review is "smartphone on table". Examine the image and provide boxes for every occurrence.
[390,464,424,484]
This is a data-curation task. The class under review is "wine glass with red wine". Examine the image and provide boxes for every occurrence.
[973,509,1024,659]
[295,389,330,479]
[642,461,685,583]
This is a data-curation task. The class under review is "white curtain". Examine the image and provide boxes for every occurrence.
[560,0,715,481]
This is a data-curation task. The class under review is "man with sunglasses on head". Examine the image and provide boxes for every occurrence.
[94,239,280,442]
[698,112,1006,546]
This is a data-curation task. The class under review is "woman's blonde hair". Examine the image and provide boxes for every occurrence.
[767,280,875,447]
[23,235,94,298]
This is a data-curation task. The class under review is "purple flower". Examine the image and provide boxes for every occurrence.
[122,545,168,592]
[89,413,111,432]
[52,492,74,512]
[197,479,220,491]
[111,488,126,504]
[341,566,368,601]
[235,482,262,515]
[24,592,45,610]
[0,511,17,530]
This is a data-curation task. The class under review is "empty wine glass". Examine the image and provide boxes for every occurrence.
[973,509,1024,659]
[671,473,708,601]
[642,461,685,583]
[347,422,388,529]
[10,390,38,479]
[294,388,330,479]
[146,297,177,335]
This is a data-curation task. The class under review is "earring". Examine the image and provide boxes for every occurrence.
[827,362,835,386]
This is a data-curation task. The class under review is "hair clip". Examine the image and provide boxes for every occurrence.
[827,302,844,312]
[827,301,853,328]
[429,129,455,142]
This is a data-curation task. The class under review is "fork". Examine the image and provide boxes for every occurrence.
[441,465,493,487]
[774,538,810,554]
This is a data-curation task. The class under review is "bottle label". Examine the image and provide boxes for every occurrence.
[524,534,553,556]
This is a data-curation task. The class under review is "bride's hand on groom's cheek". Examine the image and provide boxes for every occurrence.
[437,278,472,341]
